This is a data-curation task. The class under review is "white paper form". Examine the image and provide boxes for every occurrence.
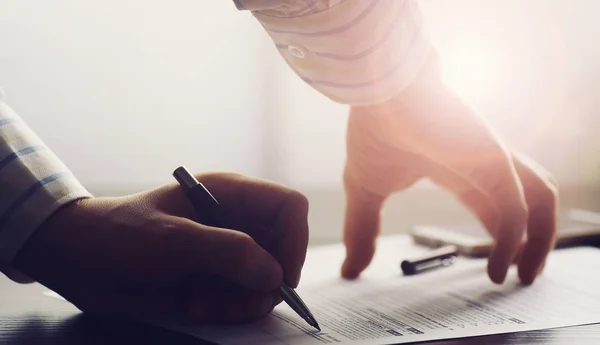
[156,236,600,345]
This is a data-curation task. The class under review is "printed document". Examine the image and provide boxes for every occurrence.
[158,236,600,344]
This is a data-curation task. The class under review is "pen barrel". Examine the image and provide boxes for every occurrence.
[187,185,222,228]
[401,245,457,275]
[408,252,456,266]
[405,245,457,265]
[173,166,223,228]
[279,283,316,326]
[401,256,456,275]
[280,284,306,314]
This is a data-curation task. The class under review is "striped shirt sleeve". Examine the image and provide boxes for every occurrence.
[0,94,92,271]
[236,0,432,106]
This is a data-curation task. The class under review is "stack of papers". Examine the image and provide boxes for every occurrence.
[156,236,600,345]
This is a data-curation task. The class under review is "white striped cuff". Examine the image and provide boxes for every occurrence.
[241,0,432,106]
[0,101,92,268]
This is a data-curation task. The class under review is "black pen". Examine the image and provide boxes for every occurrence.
[401,245,458,275]
[173,166,320,331]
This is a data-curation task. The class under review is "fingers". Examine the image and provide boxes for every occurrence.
[194,173,305,226]
[341,181,386,279]
[426,161,500,239]
[172,217,283,292]
[512,153,558,284]
[341,165,421,279]
[342,107,423,279]
[418,106,529,283]
[431,152,557,285]
[455,189,500,239]
[189,173,310,289]
[466,154,529,284]
[410,87,528,283]
[157,172,309,290]
[419,121,528,283]
[358,79,530,283]
[272,192,309,288]
[343,64,555,286]
[465,153,558,285]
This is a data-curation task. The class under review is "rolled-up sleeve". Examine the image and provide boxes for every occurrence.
[0,94,91,269]
[236,0,432,106]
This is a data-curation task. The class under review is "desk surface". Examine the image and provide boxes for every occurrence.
[2,248,600,345]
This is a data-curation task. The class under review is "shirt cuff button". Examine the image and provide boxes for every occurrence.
[288,45,306,59]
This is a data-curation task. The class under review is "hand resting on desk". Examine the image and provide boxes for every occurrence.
[341,53,559,286]
[9,172,309,325]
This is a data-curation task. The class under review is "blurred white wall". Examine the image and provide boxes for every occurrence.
[0,0,272,192]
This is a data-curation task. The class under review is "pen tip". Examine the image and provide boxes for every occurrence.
[306,316,321,332]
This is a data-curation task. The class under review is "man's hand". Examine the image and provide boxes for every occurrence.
[341,54,558,285]
[11,172,309,324]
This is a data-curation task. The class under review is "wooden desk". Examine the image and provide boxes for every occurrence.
[2,247,600,345]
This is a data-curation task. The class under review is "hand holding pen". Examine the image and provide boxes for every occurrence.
[174,167,319,329]
[12,171,313,325]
